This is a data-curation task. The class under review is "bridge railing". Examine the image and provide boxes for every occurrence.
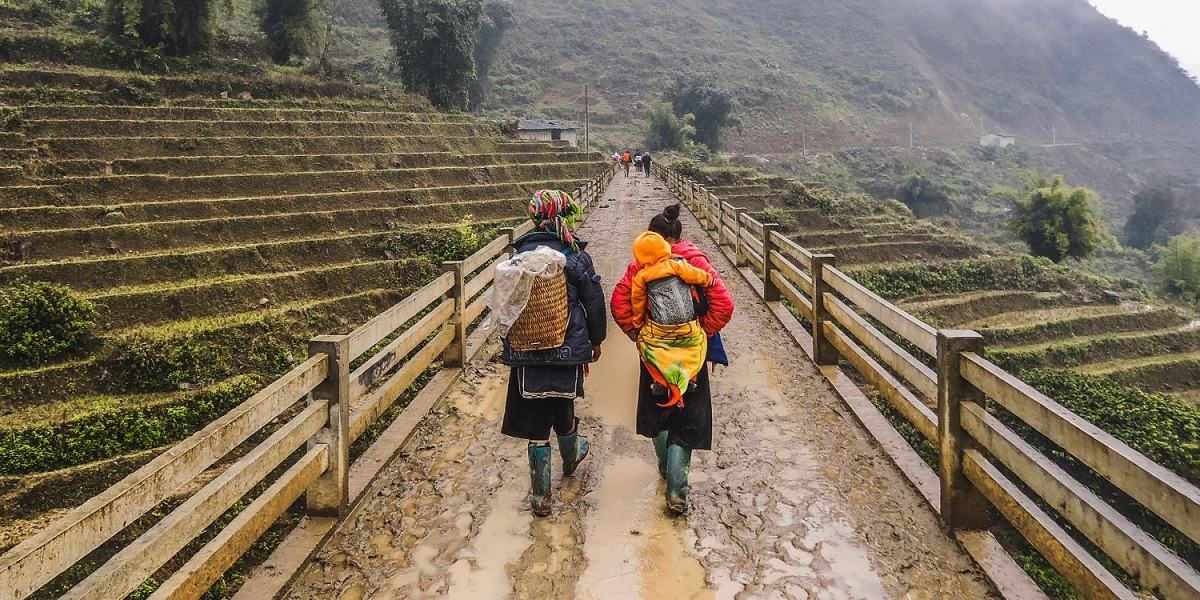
[653,164,1199,599]
[0,168,613,600]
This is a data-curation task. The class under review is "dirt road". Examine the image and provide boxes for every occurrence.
[284,172,999,599]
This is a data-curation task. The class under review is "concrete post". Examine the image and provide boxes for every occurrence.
[306,334,350,517]
[734,208,748,266]
[762,223,781,302]
[937,330,991,531]
[810,254,838,366]
[442,260,467,368]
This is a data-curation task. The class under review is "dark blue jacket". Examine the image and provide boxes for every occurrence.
[501,231,607,366]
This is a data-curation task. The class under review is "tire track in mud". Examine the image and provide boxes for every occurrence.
[283,172,999,599]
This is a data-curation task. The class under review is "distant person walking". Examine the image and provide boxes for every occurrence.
[621,150,633,177]
[641,151,652,176]
[633,150,644,175]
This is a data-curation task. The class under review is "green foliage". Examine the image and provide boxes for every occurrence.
[668,158,703,180]
[259,0,329,64]
[378,0,482,110]
[0,107,22,131]
[1017,371,1200,482]
[663,74,738,151]
[0,281,97,367]
[1012,370,1200,571]
[1153,233,1200,300]
[893,170,951,217]
[104,332,233,392]
[104,0,218,56]
[467,0,513,111]
[1123,184,1186,250]
[644,102,695,151]
[1007,176,1107,263]
[782,181,836,212]
[427,215,480,262]
[0,376,262,475]
[848,255,1135,301]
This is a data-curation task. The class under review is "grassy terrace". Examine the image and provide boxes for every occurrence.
[706,172,1200,405]
[0,87,609,548]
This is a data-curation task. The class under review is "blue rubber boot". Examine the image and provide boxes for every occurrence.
[528,443,552,517]
[557,419,589,477]
[665,444,692,514]
[652,431,669,479]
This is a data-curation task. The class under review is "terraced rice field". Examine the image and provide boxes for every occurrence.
[0,95,607,540]
[706,178,1200,404]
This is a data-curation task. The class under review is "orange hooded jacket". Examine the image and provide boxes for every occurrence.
[629,231,713,329]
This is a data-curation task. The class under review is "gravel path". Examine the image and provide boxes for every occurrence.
[284,172,999,599]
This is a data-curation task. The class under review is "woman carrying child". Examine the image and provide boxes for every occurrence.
[611,204,734,513]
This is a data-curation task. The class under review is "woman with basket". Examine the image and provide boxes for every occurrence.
[498,189,607,517]
[611,204,734,514]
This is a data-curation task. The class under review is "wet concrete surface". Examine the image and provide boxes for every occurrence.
[284,172,1000,599]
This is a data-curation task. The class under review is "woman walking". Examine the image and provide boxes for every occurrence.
[611,204,734,513]
[500,190,607,517]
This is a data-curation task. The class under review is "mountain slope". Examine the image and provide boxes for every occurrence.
[474,0,1200,150]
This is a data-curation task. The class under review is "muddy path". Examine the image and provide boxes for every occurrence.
[283,172,999,599]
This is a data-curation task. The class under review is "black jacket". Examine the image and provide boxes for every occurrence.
[501,231,607,366]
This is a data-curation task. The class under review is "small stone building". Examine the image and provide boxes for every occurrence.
[979,132,1016,148]
[517,119,580,147]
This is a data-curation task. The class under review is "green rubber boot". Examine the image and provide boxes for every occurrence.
[652,431,669,479]
[528,443,552,517]
[665,443,692,514]
[557,419,589,477]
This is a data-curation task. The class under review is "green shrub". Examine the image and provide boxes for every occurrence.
[0,281,98,366]
[104,332,232,392]
[783,181,836,212]
[428,216,481,263]
[104,0,217,56]
[668,158,703,180]
[1153,233,1200,300]
[0,376,262,475]
[1007,176,1108,263]
[0,108,22,131]
[1019,370,1200,483]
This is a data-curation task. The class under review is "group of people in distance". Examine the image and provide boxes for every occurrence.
[498,187,733,517]
[614,149,653,177]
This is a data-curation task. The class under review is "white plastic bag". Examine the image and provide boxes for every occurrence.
[484,245,567,335]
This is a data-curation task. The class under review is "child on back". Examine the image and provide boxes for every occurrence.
[629,231,713,328]
[629,231,713,408]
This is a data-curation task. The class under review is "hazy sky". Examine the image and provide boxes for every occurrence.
[1089,0,1200,79]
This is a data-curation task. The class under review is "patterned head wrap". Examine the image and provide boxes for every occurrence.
[529,189,581,252]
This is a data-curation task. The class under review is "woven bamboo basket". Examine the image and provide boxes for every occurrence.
[507,273,568,351]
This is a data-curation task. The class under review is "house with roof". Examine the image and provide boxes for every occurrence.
[979,132,1016,148]
[517,119,580,147]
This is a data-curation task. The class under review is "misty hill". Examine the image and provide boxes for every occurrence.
[463,0,1200,152]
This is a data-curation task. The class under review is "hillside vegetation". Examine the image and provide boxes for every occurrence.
[475,0,1200,149]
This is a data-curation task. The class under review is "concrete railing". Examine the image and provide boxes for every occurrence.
[0,167,614,600]
[653,163,1199,600]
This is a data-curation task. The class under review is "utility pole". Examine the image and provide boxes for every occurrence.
[909,122,914,149]
[584,85,590,179]
[1052,123,1057,145]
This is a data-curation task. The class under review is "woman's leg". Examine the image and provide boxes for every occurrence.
[555,415,589,476]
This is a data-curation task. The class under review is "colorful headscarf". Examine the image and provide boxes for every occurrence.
[529,189,581,252]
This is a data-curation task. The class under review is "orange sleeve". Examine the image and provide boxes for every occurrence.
[630,271,648,329]
[669,260,714,287]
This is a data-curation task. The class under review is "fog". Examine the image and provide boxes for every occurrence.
[1089,0,1200,79]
